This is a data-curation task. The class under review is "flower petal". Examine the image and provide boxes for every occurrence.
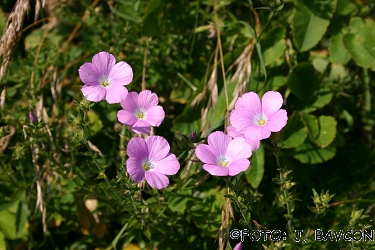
[246,138,260,151]
[244,125,271,141]
[109,61,133,86]
[145,106,165,126]
[265,109,288,132]
[230,109,254,133]
[106,84,128,104]
[233,242,242,250]
[81,85,106,102]
[126,157,145,182]
[145,172,169,189]
[226,137,252,160]
[236,92,262,116]
[207,131,231,157]
[153,153,180,175]
[196,144,218,165]
[78,62,100,85]
[261,91,284,117]
[117,110,138,126]
[126,137,148,158]
[228,159,250,176]
[138,90,159,110]
[120,92,139,111]
[227,125,243,138]
[146,136,170,162]
[92,51,115,76]
[130,125,151,134]
[203,164,229,176]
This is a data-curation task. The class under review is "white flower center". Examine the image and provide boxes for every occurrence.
[255,114,267,127]
[99,76,112,88]
[135,109,147,120]
[142,159,153,171]
[217,156,230,167]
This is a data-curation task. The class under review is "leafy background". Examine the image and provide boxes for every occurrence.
[1,0,375,249]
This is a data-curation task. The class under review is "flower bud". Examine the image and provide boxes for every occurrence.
[29,112,38,124]
[189,132,196,141]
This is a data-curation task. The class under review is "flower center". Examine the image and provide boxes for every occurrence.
[99,76,112,88]
[255,114,267,126]
[217,156,230,167]
[135,109,146,120]
[142,159,153,171]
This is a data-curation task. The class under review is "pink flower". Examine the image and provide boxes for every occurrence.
[233,242,242,250]
[126,136,180,189]
[78,51,133,104]
[227,125,260,151]
[117,90,165,134]
[230,91,288,141]
[195,131,252,176]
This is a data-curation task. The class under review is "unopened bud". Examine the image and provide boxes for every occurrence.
[189,132,196,141]
[29,112,38,124]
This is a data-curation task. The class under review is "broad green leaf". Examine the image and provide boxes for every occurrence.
[302,113,337,148]
[15,201,28,238]
[329,24,351,64]
[279,113,307,148]
[343,18,375,69]
[0,232,5,250]
[337,0,357,16]
[0,191,28,240]
[294,139,336,164]
[246,143,264,188]
[260,26,286,66]
[292,0,337,51]
[288,63,319,100]
[301,88,334,113]
[315,116,337,148]
[312,56,329,74]
[301,112,318,137]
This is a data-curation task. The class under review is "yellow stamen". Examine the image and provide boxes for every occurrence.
[218,157,229,167]
[135,110,146,120]
[142,160,153,171]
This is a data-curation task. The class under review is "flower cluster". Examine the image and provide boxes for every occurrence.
[196,91,288,177]
[79,51,173,189]
[79,51,288,189]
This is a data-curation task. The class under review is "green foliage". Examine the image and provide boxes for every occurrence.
[292,0,337,51]
[1,0,375,249]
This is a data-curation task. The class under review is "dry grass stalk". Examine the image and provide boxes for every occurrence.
[0,126,16,155]
[218,197,234,250]
[227,40,255,112]
[226,6,261,124]
[0,0,31,82]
